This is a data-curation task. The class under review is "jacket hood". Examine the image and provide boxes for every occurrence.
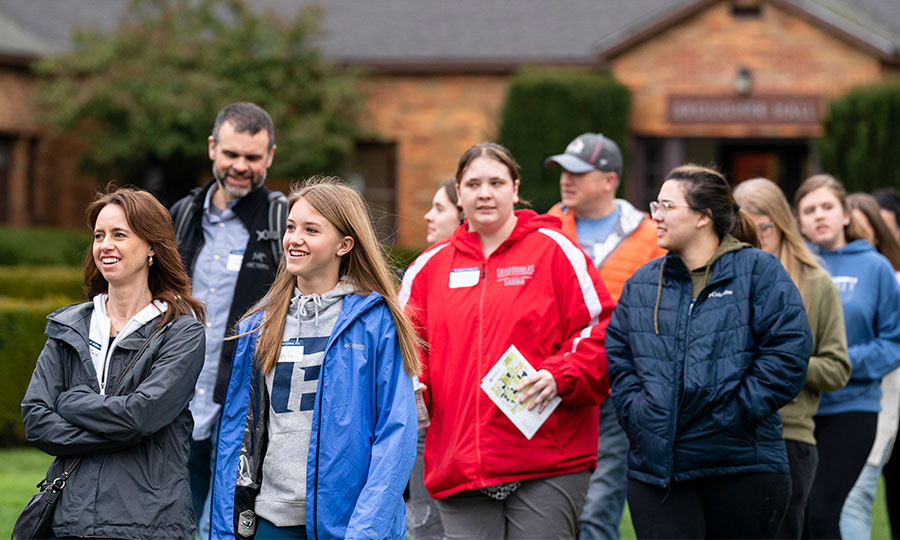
[809,238,875,256]
[449,210,562,259]
[243,288,385,348]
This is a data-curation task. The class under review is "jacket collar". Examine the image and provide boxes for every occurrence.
[198,179,272,231]
[448,210,561,259]
[47,301,162,350]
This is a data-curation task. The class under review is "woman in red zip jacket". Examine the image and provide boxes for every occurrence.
[400,142,614,539]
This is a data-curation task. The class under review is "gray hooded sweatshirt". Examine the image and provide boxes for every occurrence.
[255,282,355,527]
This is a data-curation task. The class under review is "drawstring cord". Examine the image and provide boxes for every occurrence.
[296,293,325,329]
[654,259,666,335]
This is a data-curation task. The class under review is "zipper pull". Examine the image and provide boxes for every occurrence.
[481,263,486,279]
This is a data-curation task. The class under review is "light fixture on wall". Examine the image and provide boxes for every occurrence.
[734,66,753,96]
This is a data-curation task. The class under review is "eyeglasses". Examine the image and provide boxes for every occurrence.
[649,200,691,218]
[757,221,777,236]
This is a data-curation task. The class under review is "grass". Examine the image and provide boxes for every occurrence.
[0,447,54,538]
[0,446,893,539]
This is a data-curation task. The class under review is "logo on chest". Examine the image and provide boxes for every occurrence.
[496,264,535,287]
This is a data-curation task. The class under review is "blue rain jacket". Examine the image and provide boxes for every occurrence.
[210,291,416,539]
[607,246,811,487]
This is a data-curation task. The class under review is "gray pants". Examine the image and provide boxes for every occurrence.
[435,470,591,540]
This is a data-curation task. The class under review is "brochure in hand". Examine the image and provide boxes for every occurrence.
[480,344,560,440]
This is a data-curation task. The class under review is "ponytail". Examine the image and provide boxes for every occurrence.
[731,208,761,248]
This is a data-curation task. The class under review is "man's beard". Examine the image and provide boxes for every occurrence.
[212,163,266,199]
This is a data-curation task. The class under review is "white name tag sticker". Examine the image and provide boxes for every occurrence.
[279,340,303,363]
[448,267,480,289]
[226,249,245,272]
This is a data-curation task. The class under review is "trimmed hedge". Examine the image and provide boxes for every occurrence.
[0,266,86,300]
[0,297,72,446]
[815,81,900,193]
[498,67,630,212]
[0,226,90,266]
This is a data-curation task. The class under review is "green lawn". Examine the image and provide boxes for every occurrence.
[0,446,893,539]
[1,447,53,538]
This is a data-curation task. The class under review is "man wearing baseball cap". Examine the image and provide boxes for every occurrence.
[545,133,665,540]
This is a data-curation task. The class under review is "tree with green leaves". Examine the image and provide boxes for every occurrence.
[36,0,361,204]
[497,67,630,212]
[815,80,900,193]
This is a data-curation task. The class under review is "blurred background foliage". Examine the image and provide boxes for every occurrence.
[816,80,900,194]
[35,0,363,206]
[498,67,630,212]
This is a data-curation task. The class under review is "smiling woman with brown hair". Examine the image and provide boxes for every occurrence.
[20,187,206,540]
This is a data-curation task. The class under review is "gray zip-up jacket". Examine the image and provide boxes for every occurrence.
[21,301,205,540]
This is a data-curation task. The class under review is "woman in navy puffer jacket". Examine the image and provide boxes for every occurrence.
[607,165,812,539]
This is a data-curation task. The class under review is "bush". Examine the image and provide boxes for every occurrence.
[0,226,90,266]
[815,81,900,193]
[0,266,85,300]
[498,67,630,212]
[0,297,73,446]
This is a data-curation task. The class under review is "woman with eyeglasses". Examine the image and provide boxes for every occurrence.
[734,178,850,539]
[794,175,900,539]
[607,165,811,539]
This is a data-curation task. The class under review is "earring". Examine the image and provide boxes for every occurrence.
[148,255,154,267]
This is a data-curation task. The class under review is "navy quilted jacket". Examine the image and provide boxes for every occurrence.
[607,245,811,487]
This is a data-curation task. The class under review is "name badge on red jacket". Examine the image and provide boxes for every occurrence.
[449,267,479,288]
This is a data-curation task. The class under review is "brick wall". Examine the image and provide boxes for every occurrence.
[611,1,885,138]
[359,74,509,247]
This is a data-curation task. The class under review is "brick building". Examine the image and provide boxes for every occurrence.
[1,0,898,248]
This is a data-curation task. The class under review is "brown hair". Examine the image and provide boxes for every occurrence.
[83,187,205,326]
[455,142,520,185]
[794,174,860,245]
[238,176,421,376]
[847,193,900,271]
[734,178,822,296]
[664,164,760,248]
[440,178,459,207]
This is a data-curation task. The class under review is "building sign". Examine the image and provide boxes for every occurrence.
[668,95,823,124]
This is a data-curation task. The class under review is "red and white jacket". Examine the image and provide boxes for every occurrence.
[400,210,614,499]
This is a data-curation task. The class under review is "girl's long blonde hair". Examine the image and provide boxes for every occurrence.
[236,177,421,376]
[733,177,822,297]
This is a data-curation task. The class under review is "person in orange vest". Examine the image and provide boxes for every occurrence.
[545,133,665,539]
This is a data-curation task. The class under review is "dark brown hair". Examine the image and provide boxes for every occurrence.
[440,178,459,207]
[664,164,760,247]
[83,187,205,326]
[848,193,900,271]
[455,142,520,185]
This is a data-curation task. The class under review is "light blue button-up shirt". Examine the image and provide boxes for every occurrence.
[189,185,249,440]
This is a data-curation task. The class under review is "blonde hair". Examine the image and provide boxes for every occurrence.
[236,176,421,376]
[734,178,821,297]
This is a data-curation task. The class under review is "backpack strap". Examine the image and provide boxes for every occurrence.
[171,186,204,248]
[266,190,288,264]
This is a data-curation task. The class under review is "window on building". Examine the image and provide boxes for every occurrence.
[349,141,397,245]
[731,1,762,18]
[0,137,11,224]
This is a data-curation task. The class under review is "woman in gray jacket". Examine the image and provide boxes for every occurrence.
[21,187,206,540]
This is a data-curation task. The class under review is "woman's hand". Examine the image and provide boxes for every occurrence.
[515,369,558,413]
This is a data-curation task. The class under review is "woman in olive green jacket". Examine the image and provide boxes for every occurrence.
[735,178,851,539]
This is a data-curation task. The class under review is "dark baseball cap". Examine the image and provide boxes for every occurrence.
[544,133,623,176]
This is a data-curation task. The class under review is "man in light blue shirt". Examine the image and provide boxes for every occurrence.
[170,102,286,540]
